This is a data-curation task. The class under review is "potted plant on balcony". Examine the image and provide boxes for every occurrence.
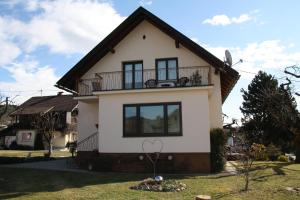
[190,70,202,86]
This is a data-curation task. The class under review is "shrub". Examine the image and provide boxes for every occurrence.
[277,155,289,162]
[210,128,227,172]
[266,143,281,161]
[66,141,77,157]
[44,152,51,158]
[251,143,267,161]
[9,141,18,150]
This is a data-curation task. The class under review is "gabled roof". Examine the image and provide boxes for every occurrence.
[56,7,239,102]
[10,95,77,116]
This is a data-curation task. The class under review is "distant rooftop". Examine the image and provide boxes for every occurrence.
[10,94,77,116]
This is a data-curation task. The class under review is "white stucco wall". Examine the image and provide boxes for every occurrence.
[16,130,37,147]
[52,131,66,149]
[209,72,223,129]
[76,19,224,152]
[78,100,99,142]
[98,88,210,153]
[82,20,210,78]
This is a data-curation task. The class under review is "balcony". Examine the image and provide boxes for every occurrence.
[78,66,211,96]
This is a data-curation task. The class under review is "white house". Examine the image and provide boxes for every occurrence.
[7,94,78,150]
[56,7,239,173]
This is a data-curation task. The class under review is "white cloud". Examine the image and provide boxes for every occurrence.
[0,58,62,104]
[0,18,21,65]
[0,0,126,104]
[2,0,126,55]
[198,39,300,120]
[203,11,256,26]
[200,40,300,80]
[139,0,153,6]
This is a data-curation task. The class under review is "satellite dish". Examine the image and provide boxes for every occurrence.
[225,50,232,67]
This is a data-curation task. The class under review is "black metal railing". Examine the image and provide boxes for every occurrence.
[78,66,210,96]
[77,132,98,151]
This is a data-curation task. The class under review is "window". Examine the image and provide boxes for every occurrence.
[21,132,32,142]
[123,102,182,137]
[156,58,178,81]
[123,61,143,89]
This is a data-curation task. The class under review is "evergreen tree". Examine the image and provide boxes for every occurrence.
[240,71,299,154]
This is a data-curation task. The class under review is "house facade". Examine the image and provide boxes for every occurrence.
[3,94,78,150]
[56,7,239,173]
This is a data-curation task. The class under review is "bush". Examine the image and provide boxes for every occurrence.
[66,141,77,157]
[9,141,18,150]
[210,128,227,172]
[277,155,289,162]
[251,143,267,161]
[266,143,281,161]
[9,141,33,150]
[44,152,51,158]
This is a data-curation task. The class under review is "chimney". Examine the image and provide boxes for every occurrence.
[57,91,63,96]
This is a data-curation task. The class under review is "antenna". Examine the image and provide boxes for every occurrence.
[224,50,233,67]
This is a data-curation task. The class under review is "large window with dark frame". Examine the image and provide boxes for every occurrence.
[156,58,178,81]
[123,61,143,89]
[123,102,182,137]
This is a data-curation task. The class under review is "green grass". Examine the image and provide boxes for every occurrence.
[0,150,71,158]
[0,162,299,199]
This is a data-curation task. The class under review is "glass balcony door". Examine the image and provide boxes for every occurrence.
[123,61,143,89]
[156,58,178,81]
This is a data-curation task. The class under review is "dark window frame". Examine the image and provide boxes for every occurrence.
[123,102,182,137]
[122,60,144,89]
[155,57,178,81]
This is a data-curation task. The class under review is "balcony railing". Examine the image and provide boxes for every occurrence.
[78,66,210,96]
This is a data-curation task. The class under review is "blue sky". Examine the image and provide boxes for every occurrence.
[0,0,299,123]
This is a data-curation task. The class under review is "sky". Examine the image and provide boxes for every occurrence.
[0,0,299,124]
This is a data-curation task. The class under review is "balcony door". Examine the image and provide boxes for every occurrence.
[156,58,178,81]
[123,61,143,89]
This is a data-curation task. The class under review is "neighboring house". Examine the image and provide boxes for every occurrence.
[56,7,239,173]
[1,94,78,150]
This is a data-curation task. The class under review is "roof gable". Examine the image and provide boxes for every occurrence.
[10,95,77,116]
[56,7,239,102]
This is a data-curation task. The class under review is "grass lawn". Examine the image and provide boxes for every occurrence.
[0,162,299,200]
[0,150,71,158]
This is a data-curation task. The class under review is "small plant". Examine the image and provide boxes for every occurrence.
[277,155,289,162]
[190,70,202,86]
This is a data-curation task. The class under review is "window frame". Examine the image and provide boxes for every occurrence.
[122,60,144,89]
[155,57,178,81]
[123,102,182,137]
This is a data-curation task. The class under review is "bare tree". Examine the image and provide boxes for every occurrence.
[32,111,62,156]
[235,134,266,191]
[284,65,300,96]
[0,96,9,121]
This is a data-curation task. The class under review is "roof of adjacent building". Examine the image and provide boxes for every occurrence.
[56,7,239,103]
[10,94,77,116]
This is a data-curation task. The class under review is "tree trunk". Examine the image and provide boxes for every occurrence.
[295,148,300,163]
[48,139,53,156]
[245,176,249,191]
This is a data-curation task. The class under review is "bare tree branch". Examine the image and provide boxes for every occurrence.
[284,65,300,78]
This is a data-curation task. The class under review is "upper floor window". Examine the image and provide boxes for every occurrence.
[156,58,178,81]
[123,61,143,89]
